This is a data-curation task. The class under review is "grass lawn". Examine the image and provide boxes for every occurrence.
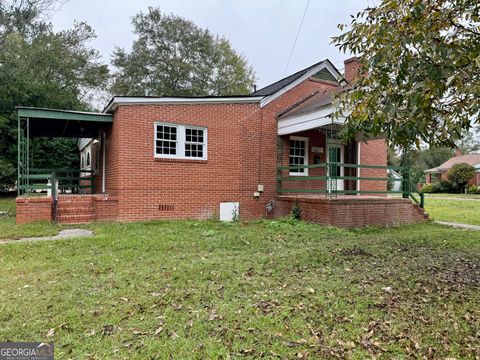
[0,195,58,240]
[0,199,479,358]
[425,193,480,199]
[425,198,480,226]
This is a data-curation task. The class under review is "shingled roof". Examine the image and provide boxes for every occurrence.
[425,153,480,173]
[251,60,341,96]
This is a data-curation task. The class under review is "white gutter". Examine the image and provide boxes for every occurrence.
[104,96,263,113]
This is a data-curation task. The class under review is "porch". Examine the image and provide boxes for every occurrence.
[273,91,427,227]
[16,107,115,224]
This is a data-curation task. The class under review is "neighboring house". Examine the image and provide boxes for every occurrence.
[16,57,428,227]
[425,149,480,185]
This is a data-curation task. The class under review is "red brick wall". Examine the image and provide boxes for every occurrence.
[105,103,259,221]
[239,79,339,219]
[101,78,338,221]
[16,197,52,224]
[92,195,118,221]
[100,76,388,222]
[272,196,428,228]
[358,138,388,195]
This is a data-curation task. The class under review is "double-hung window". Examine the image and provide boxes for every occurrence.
[289,137,308,176]
[155,122,207,160]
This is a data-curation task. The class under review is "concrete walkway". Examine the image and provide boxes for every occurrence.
[434,221,480,231]
[0,229,94,245]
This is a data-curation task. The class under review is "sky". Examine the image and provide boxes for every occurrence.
[50,0,372,88]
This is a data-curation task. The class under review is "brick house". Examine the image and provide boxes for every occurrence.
[16,58,428,227]
[425,149,480,186]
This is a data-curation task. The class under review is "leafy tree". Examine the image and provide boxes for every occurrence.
[0,1,109,191]
[389,145,454,184]
[111,7,256,97]
[456,129,480,153]
[447,163,475,191]
[333,0,479,149]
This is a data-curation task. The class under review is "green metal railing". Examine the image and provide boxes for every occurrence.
[18,168,95,195]
[277,162,424,208]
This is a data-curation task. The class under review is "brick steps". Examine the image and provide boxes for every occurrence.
[413,203,430,220]
[55,196,95,224]
[55,214,96,224]
[56,207,94,215]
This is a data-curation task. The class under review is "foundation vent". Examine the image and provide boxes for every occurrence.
[159,204,175,212]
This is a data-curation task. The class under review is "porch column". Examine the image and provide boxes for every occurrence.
[357,138,388,195]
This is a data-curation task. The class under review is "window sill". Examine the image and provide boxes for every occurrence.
[154,157,208,164]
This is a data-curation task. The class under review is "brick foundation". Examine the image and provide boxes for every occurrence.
[271,195,428,228]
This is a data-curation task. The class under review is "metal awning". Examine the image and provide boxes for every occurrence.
[17,107,113,138]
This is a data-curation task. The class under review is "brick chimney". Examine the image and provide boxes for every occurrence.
[343,57,361,83]
[455,148,463,157]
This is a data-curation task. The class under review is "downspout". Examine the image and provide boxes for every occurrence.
[357,142,361,195]
[102,132,106,193]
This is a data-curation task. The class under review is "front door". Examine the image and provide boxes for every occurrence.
[327,144,344,191]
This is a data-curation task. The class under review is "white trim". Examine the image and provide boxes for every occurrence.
[154,122,208,161]
[289,136,309,176]
[260,61,343,108]
[104,96,263,113]
[277,103,346,135]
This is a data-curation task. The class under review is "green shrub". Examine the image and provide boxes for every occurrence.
[291,201,301,221]
[467,185,480,194]
[421,181,455,193]
[447,163,476,192]
[420,184,434,193]
[436,180,455,193]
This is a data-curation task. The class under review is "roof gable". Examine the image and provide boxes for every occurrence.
[251,60,343,107]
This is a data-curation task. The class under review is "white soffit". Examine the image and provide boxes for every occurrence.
[277,104,346,135]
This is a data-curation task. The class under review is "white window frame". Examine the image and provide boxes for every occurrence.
[289,136,309,176]
[154,122,208,160]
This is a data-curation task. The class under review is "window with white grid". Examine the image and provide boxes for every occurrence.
[155,124,178,156]
[185,128,205,158]
[155,122,207,160]
[289,137,308,176]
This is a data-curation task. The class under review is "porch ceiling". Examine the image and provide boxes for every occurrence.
[17,107,113,138]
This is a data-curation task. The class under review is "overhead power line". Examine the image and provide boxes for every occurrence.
[283,0,311,76]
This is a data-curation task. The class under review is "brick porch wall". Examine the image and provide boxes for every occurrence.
[16,196,52,224]
[272,196,428,228]
[16,194,118,224]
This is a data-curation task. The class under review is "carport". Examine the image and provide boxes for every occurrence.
[16,107,113,196]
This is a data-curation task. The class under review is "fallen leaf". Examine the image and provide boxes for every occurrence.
[382,287,393,294]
